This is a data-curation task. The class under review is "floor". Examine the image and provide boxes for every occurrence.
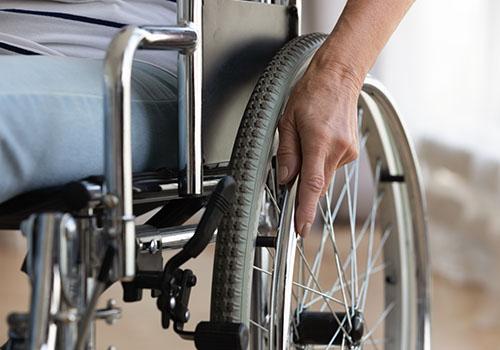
[1,230,499,349]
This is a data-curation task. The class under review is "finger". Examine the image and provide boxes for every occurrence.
[277,114,301,185]
[296,145,327,238]
[322,135,358,193]
[321,157,341,195]
[337,144,359,169]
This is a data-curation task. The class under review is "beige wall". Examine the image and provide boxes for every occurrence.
[302,0,346,34]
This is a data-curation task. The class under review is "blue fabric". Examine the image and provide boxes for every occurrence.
[0,56,178,203]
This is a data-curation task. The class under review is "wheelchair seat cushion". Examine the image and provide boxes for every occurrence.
[0,56,178,204]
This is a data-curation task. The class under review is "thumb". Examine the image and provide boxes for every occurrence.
[277,117,301,185]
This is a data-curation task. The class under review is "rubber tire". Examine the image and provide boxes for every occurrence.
[210,33,327,323]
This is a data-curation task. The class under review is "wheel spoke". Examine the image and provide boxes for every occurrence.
[300,174,336,306]
[344,164,359,309]
[359,226,392,311]
[325,315,349,350]
[265,185,281,216]
[250,319,269,333]
[355,161,381,308]
[313,192,384,310]
[266,246,275,260]
[296,245,354,341]
[361,302,395,343]
[253,265,272,276]
[292,281,344,306]
[301,133,368,307]
[269,161,279,205]
[345,108,365,309]
[366,333,383,350]
[321,195,352,317]
[305,263,386,310]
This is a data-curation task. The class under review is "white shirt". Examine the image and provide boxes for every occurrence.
[0,0,177,71]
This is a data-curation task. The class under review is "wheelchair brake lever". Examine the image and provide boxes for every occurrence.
[162,176,236,281]
[157,176,235,329]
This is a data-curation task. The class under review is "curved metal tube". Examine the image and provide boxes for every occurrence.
[103,26,149,281]
[28,214,56,350]
[103,19,199,280]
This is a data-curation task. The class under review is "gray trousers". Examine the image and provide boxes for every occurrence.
[0,56,178,203]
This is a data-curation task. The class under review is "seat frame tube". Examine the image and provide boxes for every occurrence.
[103,0,202,281]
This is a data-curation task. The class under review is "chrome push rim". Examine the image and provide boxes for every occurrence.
[248,84,429,350]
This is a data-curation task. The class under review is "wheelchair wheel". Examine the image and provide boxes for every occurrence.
[210,34,430,350]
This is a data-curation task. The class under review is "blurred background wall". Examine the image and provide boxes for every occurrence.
[303,0,500,348]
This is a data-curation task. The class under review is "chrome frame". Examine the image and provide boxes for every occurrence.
[137,225,217,252]
[103,0,202,281]
[26,215,57,350]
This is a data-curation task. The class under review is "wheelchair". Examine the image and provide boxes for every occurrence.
[0,0,430,349]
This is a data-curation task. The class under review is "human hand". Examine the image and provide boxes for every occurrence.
[277,61,362,237]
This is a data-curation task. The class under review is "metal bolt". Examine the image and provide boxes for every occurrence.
[184,310,190,322]
[52,310,79,324]
[148,240,159,254]
[169,297,176,310]
[105,299,121,325]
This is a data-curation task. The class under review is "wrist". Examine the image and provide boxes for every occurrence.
[308,50,365,97]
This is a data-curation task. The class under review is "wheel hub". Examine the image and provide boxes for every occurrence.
[293,309,365,347]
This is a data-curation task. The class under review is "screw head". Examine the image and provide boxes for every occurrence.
[169,297,176,310]
[148,240,159,254]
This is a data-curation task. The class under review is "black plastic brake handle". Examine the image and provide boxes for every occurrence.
[162,176,236,286]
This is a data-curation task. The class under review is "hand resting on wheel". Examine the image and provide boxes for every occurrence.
[277,0,415,236]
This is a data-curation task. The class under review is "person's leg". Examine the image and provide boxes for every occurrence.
[0,56,178,203]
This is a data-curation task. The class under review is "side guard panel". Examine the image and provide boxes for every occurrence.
[202,0,295,165]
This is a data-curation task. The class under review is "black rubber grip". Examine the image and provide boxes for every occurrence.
[183,176,236,259]
[194,322,248,350]
[163,176,236,281]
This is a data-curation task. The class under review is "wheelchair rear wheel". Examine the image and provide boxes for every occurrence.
[210,34,430,350]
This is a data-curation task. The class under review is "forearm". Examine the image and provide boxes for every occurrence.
[310,0,415,91]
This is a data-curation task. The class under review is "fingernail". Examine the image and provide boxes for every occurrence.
[301,223,312,238]
[278,166,289,184]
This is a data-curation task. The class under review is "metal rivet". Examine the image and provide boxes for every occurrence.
[148,240,159,254]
